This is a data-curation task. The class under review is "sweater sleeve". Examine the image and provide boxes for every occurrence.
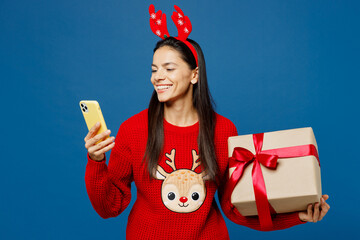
[85,122,133,219]
[218,122,306,231]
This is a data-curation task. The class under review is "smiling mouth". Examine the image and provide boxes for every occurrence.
[156,84,173,92]
[178,203,189,207]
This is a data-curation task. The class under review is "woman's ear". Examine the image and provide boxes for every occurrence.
[191,67,199,84]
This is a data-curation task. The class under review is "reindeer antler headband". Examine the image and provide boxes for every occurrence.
[149,4,198,66]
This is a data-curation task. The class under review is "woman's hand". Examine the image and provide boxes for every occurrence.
[298,194,330,222]
[84,122,115,161]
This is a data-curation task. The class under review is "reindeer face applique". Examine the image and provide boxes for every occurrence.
[155,149,209,213]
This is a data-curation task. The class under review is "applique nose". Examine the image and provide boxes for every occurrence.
[180,197,188,203]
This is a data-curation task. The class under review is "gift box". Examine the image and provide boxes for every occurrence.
[227,127,322,222]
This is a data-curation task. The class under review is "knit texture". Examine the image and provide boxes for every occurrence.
[85,109,305,239]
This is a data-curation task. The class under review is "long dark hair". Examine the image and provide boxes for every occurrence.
[143,37,217,181]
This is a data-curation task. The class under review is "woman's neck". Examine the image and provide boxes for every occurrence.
[164,101,198,127]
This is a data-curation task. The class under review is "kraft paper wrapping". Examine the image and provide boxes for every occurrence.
[228,127,322,216]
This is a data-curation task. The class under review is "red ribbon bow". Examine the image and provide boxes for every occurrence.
[225,132,319,230]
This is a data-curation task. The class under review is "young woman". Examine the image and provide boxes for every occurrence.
[84,5,329,239]
[84,36,329,239]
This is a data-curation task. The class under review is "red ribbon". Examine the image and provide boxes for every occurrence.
[225,133,319,230]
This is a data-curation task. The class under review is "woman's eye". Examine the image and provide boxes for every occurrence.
[151,69,157,73]
[167,69,174,71]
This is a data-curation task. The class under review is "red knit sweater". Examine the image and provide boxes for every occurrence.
[85,109,305,239]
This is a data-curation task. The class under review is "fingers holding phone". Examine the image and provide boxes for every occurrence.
[85,122,115,161]
[84,121,102,142]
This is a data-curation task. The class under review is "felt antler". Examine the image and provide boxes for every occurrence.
[149,4,170,39]
[171,5,192,41]
[171,5,198,66]
[149,4,198,66]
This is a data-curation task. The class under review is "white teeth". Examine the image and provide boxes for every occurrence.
[157,85,172,90]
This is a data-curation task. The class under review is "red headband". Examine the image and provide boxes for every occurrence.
[149,4,198,66]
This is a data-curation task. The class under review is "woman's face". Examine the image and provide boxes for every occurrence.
[151,46,198,104]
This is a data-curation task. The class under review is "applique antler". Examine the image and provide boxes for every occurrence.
[165,149,177,171]
[149,4,170,39]
[191,149,201,171]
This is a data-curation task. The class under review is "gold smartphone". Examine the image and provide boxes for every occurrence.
[79,100,108,142]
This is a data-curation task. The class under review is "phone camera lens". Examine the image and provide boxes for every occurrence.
[81,104,88,113]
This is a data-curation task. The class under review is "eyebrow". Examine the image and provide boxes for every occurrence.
[151,62,178,68]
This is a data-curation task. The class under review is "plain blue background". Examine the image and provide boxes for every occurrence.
[1,0,359,239]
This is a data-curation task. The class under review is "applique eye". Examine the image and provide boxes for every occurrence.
[191,192,200,201]
[168,192,176,201]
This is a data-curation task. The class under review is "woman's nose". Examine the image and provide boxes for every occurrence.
[154,69,165,80]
